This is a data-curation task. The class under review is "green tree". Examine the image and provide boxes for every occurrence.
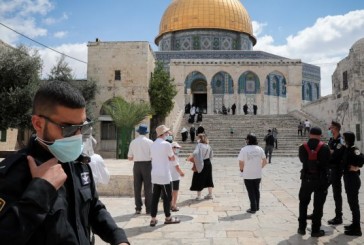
[0,45,42,147]
[148,62,177,139]
[48,55,98,118]
[103,97,151,159]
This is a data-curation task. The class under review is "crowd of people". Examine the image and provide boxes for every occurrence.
[0,81,362,244]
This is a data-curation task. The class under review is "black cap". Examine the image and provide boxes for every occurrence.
[310,127,322,135]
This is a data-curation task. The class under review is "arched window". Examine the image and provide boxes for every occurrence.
[238,71,260,94]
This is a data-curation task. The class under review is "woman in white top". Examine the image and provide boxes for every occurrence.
[238,133,267,214]
[189,134,214,200]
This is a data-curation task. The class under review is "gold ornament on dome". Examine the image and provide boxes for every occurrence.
[156,0,256,45]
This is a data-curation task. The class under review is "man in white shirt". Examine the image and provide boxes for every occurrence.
[304,119,311,136]
[128,125,153,214]
[149,125,181,226]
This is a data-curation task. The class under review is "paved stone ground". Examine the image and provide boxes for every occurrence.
[95,157,364,245]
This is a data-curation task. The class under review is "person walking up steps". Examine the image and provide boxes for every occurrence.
[264,129,275,163]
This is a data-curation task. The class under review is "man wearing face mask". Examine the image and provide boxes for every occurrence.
[149,125,181,227]
[0,81,129,245]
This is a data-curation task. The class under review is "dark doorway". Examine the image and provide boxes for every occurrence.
[193,93,207,114]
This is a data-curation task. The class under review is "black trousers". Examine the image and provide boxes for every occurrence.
[244,179,261,211]
[298,178,328,232]
[344,172,361,226]
[329,168,343,218]
[133,161,152,213]
[151,183,172,218]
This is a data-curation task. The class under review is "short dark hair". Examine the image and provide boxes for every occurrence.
[331,121,341,130]
[246,133,258,145]
[343,131,355,146]
[32,81,86,116]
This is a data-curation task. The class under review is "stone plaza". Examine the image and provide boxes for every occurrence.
[95,157,364,244]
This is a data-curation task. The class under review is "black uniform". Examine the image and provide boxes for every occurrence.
[328,134,345,220]
[298,139,331,234]
[343,145,364,232]
[0,136,129,245]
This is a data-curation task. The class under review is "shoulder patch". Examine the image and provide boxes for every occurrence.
[336,143,342,149]
[355,149,361,156]
[0,198,5,212]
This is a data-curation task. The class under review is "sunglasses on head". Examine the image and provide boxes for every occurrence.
[39,115,93,137]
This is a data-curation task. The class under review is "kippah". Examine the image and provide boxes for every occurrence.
[310,127,322,135]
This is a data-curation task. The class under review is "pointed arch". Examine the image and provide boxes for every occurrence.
[265,71,286,97]
[238,71,260,94]
[184,71,207,94]
[211,71,233,94]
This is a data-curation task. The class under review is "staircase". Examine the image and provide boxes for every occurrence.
[175,114,325,158]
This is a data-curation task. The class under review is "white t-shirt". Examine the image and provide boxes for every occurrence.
[127,135,153,161]
[170,155,180,181]
[304,121,311,128]
[237,145,266,179]
[151,138,174,184]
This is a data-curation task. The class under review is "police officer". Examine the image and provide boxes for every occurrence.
[297,127,331,237]
[342,131,363,236]
[0,81,129,244]
[327,121,346,225]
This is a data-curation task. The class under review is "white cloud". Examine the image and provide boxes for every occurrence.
[43,13,68,25]
[253,10,364,96]
[0,0,53,45]
[38,43,88,79]
[53,31,67,38]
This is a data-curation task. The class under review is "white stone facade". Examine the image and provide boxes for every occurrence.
[302,38,364,151]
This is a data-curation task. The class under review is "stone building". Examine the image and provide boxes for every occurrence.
[87,0,322,157]
[302,37,364,151]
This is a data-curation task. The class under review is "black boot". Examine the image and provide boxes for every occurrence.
[344,224,354,230]
[311,230,325,237]
[344,226,362,236]
[328,217,342,225]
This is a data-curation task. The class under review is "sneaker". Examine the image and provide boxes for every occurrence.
[328,217,343,225]
[195,196,204,201]
[311,230,325,237]
[204,194,213,200]
[297,228,306,235]
[344,229,362,236]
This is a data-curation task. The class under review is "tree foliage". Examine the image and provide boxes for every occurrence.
[103,97,151,159]
[0,45,42,130]
[148,61,177,139]
[48,55,98,118]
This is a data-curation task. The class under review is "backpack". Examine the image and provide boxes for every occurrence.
[303,141,324,174]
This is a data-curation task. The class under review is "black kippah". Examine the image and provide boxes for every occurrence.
[310,127,322,135]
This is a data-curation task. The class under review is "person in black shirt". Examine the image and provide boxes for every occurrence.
[342,131,363,236]
[264,130,275,163]
[297,127,331,237]
[0,81,129,245]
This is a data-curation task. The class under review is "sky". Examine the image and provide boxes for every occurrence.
[1,0,364,96]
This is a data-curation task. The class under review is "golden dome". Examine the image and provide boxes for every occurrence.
[156,0,255,45]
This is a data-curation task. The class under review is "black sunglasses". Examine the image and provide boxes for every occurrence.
[39,115,93,137]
